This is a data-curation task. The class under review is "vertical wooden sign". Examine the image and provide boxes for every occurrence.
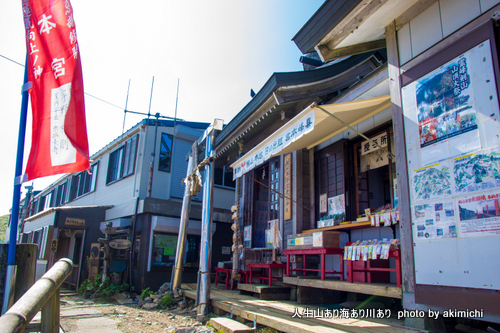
[284,154,292,220]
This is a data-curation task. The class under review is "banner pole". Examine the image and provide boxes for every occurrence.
[2,61,30,314]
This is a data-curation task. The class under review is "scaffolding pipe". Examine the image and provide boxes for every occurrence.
[197,130,215,321]
[171,150,195,291]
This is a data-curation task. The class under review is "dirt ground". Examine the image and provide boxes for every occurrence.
[60,292,217,333]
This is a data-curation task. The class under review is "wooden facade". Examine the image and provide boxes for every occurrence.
[293,0,500,324]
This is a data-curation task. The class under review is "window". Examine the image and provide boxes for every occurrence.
[158,133,173,172]
[43,191,53,211]
[214,166,236,188]
[68,163,99,201]
[55,181,67,206]
[152,232,200,268]
[107,135,138,184]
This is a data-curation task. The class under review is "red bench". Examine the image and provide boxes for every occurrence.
[214,267,235,290]
[345,242,401,287]
[247,263,286,287]
[283,247,344,280]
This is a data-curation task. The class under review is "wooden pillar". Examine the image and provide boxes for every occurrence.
[385,20,416,293]
[41,288,60,333]
[309,149,316,230]
[14,244,37,303]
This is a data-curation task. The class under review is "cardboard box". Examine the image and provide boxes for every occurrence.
[286,231,340,249]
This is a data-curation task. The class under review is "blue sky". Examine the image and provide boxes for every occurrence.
[0,0,324,215]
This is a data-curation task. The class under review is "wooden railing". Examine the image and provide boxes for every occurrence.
[0,258,73,333]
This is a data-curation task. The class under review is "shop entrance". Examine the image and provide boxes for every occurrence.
[243,158,280,249]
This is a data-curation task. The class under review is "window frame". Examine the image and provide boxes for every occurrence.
[67,162,99,201]
[214,165,236,189]
[106,135,138,185]
[158,133,173,173]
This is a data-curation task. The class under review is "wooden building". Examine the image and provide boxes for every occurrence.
[292,0,500,326]
[214,48,403,296]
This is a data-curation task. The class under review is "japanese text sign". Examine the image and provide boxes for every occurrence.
[22,0,89,180]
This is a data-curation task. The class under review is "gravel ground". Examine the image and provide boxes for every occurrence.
[60,293,217,333]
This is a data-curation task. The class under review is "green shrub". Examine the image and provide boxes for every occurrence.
[159,294,176,308]
[141,287,155,300]
[77,274,129,300]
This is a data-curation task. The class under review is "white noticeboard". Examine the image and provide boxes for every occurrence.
[402,40,500,290]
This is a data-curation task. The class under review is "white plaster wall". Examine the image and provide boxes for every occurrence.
[397,0,500,64]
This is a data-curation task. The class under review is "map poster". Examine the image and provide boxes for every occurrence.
[411,161,452,202]
[454,148,500,194]
[458,193,500,237]
[413,201,457,240]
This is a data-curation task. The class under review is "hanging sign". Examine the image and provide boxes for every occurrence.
[65,217,85,227]
[109,239,131,250]
[284,154,292,220]
[232,110,315,179]
[361,132,388,155]
[50,239,58,253]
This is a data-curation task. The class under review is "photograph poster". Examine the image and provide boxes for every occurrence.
[416,50,480,163]
[458,193,500,237]
[413,201,457,240]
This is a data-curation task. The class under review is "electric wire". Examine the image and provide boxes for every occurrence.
[1,53,124,111]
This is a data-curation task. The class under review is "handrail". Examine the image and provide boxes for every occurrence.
[0,258,73,333]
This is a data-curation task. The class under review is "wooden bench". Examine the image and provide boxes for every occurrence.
[283,247,344,280]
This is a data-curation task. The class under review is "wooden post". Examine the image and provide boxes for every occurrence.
[385,20,416,293]
[0,258,73,333]
[14,244,37,303]
[41,287,60,333]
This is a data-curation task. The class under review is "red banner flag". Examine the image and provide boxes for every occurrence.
[22,0,89,181]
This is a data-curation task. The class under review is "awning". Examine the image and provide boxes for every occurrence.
[230,95,391,179]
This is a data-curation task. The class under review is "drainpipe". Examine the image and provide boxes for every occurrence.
[129,196,140,293]
[147,113,160,197]
[171,150,195,291]
[197,129,215,321]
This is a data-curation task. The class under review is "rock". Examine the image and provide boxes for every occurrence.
[153,298,161,303]
[144,296,152,301]
[178,300,188,309]
[116,298,131,304]
[143,302,159,310]
[150,294,161,299]
[158,282,171,294]
[114,308,127,314]
[112,292,128,301]
[147,321,152,325]
[138,300,146,308]
[135,317,141,321]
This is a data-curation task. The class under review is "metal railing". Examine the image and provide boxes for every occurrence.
[0,258,73,333]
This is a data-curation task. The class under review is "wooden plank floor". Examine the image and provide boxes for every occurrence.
[283,277,403,299]
[181,283,425,333]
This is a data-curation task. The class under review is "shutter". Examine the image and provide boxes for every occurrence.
[169,138,202,200]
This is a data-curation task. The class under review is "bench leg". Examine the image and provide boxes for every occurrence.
[396,255,402,288]
[225,270,229,289]
[215,270,219,286]
[321,254,325,280]
[340,254,344,281]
